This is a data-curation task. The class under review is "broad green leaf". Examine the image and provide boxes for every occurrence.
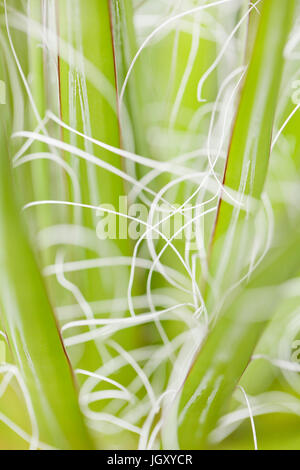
[57,0,131,302]
[164,0,297,450]
[109,0,147,154]
[164,219,300,449]
[209,0,295,291]
[0,113,94,449]
[56,0,142,401]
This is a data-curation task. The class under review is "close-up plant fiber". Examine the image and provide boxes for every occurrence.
[0,0,300,452]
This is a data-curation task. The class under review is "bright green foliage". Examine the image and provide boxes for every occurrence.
[0,109,94,449]
[175,220,300,449]
[0,0,300,451]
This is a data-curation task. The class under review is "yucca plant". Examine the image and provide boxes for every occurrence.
[0,0,300,451]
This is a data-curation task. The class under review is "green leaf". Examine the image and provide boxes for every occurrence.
[165,219,300,449]
[0,116,94,449]
[209,0,295,288]
[164,0,297,450]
